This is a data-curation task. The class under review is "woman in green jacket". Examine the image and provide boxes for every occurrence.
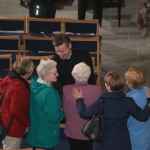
[26,59,64,150]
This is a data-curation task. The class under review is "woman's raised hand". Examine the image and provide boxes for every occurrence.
[72,88,83,99]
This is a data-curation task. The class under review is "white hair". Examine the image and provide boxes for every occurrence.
[37,59,57,79]
[72,62,91,83]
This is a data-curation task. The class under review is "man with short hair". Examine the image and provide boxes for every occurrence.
[52,34,96,94]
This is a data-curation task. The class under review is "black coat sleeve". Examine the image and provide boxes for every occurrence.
[86,51,96,85]
[129,99,150,121]
[51,55,65,96]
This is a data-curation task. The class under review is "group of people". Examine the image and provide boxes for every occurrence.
[0,33,150,150]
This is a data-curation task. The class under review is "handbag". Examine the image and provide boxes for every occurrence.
[0,87,14,141]
[81,98,105,141]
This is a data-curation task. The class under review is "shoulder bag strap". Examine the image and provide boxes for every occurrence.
[98,98,105,116]
[0,80,16,129]
[7,116,14,130]
[0,87,7,106]
[0,79,18,106]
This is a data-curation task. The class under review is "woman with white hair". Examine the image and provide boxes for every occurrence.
[62,62,102,150]
[26,59,64,150]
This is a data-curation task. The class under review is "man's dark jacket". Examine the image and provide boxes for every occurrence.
[52,49,96,94]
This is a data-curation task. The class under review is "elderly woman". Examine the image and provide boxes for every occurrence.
[26,59,64,150]
[0,57,34,149]
[125,68,150,150]
[62,62,102,150]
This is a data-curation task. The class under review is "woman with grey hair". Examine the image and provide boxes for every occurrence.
[0,57,34,149]
[72,62,91,83]
[62,62,102,150]
[26,59,64,150]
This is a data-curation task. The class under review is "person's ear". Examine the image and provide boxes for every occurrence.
[128,82,133,89]
[126,81,133,89]
[105,83,110,91]
[104,83,107,88]
[69,43,72,49]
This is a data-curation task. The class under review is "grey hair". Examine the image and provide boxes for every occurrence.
[13,57,33,75]
[72,62,91,83]
[52,34,71,48]
[37,59,57,79]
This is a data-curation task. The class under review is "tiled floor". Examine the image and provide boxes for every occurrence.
[0,0,150,91]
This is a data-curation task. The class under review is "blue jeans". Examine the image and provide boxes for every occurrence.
[33,147,54,150]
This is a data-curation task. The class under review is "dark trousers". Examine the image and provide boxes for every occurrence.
[29,0,57,18]
[78,0,101,23]
[68,137,93,150]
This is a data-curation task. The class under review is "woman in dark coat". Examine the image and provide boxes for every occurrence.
[72,71,150,150]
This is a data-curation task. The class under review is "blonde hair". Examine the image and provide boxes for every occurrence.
[13,57,33,75]
[104,71,124,92]
[37,59,57,79]
[124,68,145,88]
[72,62,91,83]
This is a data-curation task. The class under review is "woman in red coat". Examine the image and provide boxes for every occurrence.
[0,57,34,149]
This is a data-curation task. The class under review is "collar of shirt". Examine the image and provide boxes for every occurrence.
[37,78,51,86]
